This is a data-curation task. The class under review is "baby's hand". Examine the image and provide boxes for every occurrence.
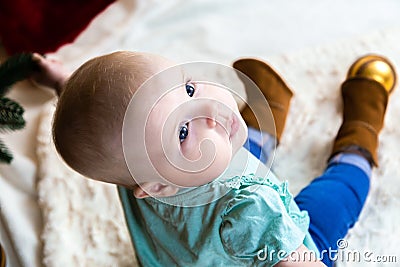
[31,53,71,95]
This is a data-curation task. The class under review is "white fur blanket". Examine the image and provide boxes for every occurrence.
[37,100,136,266]
[36,1,400,266]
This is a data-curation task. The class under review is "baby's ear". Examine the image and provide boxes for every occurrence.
[133,182,179,199]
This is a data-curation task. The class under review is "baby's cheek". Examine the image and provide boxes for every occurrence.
[180,136,219,173]
[180,137,201,162]
[175,138,232,187]
[198,137,232,177]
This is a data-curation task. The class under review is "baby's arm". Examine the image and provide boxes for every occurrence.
[31,53,71,96]
[275,245,326,267]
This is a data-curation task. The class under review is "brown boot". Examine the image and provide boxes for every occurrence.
[233,58,293,143]
[330,54,397,166]
[1,242,5,267]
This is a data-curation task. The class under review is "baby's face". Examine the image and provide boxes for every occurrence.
[123,61,248,188]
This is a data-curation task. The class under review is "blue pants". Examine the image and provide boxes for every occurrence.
[244,128,371,267]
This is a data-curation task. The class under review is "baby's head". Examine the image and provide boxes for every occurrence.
[53,51,248,198]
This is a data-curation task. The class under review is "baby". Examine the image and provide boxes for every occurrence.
[33,51,396,267]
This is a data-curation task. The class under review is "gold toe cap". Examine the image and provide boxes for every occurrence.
[347,54,397,93]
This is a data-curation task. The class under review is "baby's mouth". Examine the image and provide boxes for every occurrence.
[214,110,239,139]
[229,115,239,139]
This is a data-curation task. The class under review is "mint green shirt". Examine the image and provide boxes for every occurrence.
[119,148,319,266]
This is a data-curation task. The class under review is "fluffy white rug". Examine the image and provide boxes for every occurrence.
[36,99,137,267]
[36,1,400,265]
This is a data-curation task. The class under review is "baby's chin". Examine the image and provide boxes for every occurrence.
[163,157,232,188]
[231,117,248,154]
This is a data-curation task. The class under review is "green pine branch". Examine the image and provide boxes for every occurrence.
[0,52,39,97]
[0,139,13,163]
[0,97,25,132]
[0,52,38,164]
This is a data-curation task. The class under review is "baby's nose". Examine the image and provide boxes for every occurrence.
[195,99,218,120]
[206,117,217,128]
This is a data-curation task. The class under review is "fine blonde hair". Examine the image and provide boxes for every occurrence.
[53,51,166,187]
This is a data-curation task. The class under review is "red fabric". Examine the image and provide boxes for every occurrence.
[0,0,115,54]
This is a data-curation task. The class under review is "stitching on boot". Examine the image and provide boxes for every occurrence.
[344,120,378,136]
[268,101,285,111]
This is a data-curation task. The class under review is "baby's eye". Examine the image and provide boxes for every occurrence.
[185,82,195,97]
[179,124,189,143]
